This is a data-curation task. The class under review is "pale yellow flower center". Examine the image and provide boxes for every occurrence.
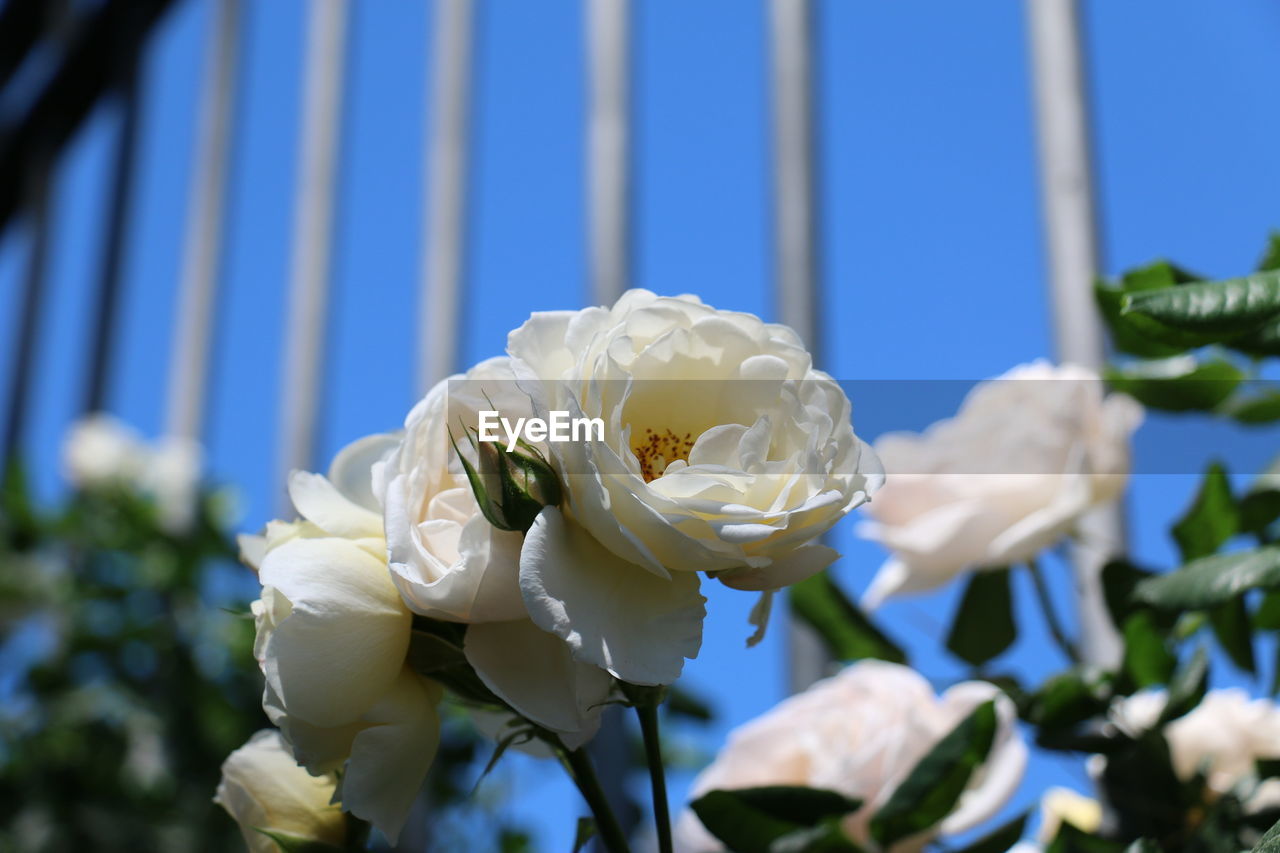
[632,427,694,482]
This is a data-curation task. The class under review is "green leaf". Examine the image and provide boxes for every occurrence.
[665,685,714,722]
[790,572,906,664]
[406,628,468,674]
[951,811,1029,853]
[769,821,864,853]
[1133,546,1280,609]
[945,568,1017,666]
[1172,462,1238,562]
[1121,269,1280,339]
[1099,731,1187,840]
[1104,358,1243,412]
[1255,590,1280,629]
[1095,283,1187,358]
[1121,611,1175,689]
[1241,491,1280,538]
[1209,597,1256,673]
[724,787,863,827]
[1252,816,1280,851]
[691,787,862,853]
[1159,646,1209,724]
[869,701,997,846]
[1101,560,1160,630]
[572,817,596,853]
[1025,667,1113,732]
[1258,232,1280,272]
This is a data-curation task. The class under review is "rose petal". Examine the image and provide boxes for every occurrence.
[464,619,613,749]
[288,470,383,540]
[520,507,706,685]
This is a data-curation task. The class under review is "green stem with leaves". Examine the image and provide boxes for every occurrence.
[635,701,673,853]
[1028,559,1082,664]
[562,746,632,853]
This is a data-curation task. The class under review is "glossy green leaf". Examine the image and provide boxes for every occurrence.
[1133,546,1280,609]
[869,701,997,846]
[1172,462,1238,562]
[1241,491,1280,538]
[1121,610,1175,689]
[1255,590,1280,629]
[769,821,864,853]
[1101,560,1161,630]
[1099,731,1187,840]
[1159,646,1209,724]
[1258,232,1280,272]
[1024,667,1112,732]
[1121,269,1280,338]
[690,787,862,853]
[1105,358,1243,413]
[1228,390,1280,424]
[951,811,1029,853]
[1209,597,1256,673]
[945,568,1017,666]
[791,572,906,664]
[1252,817,1280,852]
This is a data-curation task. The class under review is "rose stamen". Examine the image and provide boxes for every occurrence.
[632,427,694,483]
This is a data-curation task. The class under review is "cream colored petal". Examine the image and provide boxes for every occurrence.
[465,618,613,749]
[520,507,706,685]
[339,670,443,843]
[288,470,383,540]
[260,538,410,727]
[327,432,400,513]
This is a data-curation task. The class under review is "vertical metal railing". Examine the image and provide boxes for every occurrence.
[418,0,475,394]
[769,0,829,693]
[84,16,145,414]
[166,0,241,441]
[586,0,630,306]
[276,0,349,508]
[1026,0,1124,667]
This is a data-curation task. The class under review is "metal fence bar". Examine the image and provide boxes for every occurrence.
[1026,0,1124,667]
[83,32,144,413]
[2,163,53,469]
[586,0,630,306]
[166,0,241,440]
[418,0,474,394]
[276,0,349,507]
[770,0,829,694]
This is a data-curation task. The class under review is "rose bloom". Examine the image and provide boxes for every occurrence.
[673,660,1027,852]
[214,729,345,853]
[1108,688,1280,808]
[506,290,882,685]
[61,413,204,534]
[859,361,1142,608]
[374,357,611,747]
[243,434,441,842]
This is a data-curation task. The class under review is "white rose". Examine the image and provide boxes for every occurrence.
[62,414,205,534]
[673,660,1027,852]
[374,361,612,748]
[244,434,441,842]
[141,435,203,534]
[62,414,146,488]
[506,290,881,684]
[1109,688,1280,808]
[1035,787,1103,843]
[214,729,346,853]
[859,361,1142,608]
[376,357,529,623]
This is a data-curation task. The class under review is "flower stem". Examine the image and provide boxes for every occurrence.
[563,746,632,853]
[635,701,673,853]
[1029,559,1082,664]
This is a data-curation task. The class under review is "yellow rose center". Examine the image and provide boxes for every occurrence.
[632,427,694,482]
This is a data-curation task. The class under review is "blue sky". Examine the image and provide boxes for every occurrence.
[4,0,1280,849]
